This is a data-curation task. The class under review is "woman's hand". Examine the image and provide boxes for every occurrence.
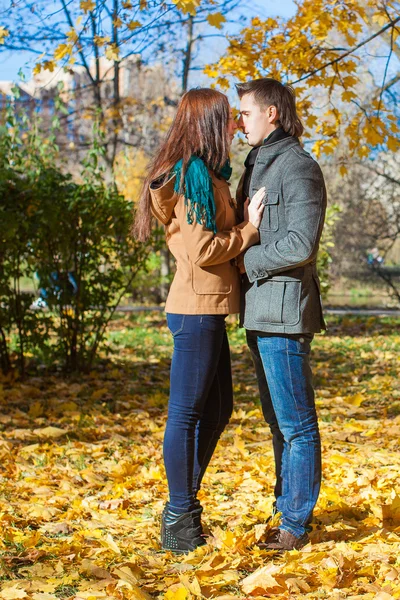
[244,187,266,229]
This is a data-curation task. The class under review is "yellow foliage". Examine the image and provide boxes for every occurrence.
[171,0,201,16]
[241,565,283,595]
[1,315,400,597]
[0,586,28,599]
[42,60,56,72]
[207,13,226,30]
[127,20,142,31]
[114,148,149,203]
[93,35,110,47]
[54,43,72,61]
[0,26,9,44]
[342,90,357,102]
[205,0,399,160]
[165,586,189,600]
[80,0,95,11]
[66,27,78,43]
[387,136,400,152]
[345,392,365,407]
[105,43,120,62]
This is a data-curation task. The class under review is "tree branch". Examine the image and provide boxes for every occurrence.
[290,15,400,85]
[357,161,400,187]
[60,0,95,85]
[377,21,394,116]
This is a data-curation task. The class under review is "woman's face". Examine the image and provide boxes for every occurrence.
[227,107,238,146]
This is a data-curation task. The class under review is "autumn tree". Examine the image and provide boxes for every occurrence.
[322,151,400,305]
[1,0,242,169]
[206,0,400,164]
[150,0,242,93]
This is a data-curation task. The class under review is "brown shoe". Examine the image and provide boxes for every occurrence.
[257,527,309,551]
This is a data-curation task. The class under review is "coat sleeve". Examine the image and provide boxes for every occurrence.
[174,194,259,268]
[243,159,326,282]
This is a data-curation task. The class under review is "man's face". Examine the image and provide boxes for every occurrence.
[238,93,279,147]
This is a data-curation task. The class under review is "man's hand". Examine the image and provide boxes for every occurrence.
[244,187,265,229]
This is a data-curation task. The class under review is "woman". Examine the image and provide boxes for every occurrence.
[134,88,265,554]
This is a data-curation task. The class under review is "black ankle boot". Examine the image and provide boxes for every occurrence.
[161,503,206,553]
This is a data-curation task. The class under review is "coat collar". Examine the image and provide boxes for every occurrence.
[258,135,300,158]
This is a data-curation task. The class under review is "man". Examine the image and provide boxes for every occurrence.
[236,78,327,551]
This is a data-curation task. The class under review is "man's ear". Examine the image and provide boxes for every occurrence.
[268,105,279,124]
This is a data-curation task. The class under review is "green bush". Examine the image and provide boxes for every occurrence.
[0,86,151,374]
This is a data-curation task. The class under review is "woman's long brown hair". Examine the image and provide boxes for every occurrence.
[133,88,230,241]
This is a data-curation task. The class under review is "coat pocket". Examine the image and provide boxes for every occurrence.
[259,190,279,232]
[191,262,233,295]
[254,276,301,325]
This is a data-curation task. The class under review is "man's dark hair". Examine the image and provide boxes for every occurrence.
[236,78,304,138]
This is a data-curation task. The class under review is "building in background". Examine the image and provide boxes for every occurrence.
[0,56,179,169]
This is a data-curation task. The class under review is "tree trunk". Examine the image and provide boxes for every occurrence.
[111,0,121,168]
[91,7,102,112]
[159,248,170,302]
[0,327,11,374]
[182,15,194,93]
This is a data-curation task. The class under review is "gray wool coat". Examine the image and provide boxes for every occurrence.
[238,136,327,334]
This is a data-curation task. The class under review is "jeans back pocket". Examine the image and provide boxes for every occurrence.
[166,314,185,336]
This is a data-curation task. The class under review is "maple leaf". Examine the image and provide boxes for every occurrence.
[94,35,110,47]
[66,27,78,42]
[33,426,67,439]
[105,43,120,61]
[0,587,28,600]
[54,43,72,61]
[127,20,141,31]
[207,13,226,29]
[241,564,283,594]
[345,392,365,407]
[165,586,189,600]
[42,60,56,72]
[0,26,9,44]
[171,0,200,16]
[80,0,95,11]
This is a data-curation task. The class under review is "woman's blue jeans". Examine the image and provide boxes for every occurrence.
[246,331,321,538]
[164,313,233,512]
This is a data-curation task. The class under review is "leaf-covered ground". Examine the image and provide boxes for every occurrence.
[1,314,400,600]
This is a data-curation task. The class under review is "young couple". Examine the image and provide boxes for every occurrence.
[134,78,327,554]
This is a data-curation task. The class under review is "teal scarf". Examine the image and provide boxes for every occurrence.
[173,157,232,234]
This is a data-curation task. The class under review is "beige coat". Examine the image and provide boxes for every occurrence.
[149,170,259,315]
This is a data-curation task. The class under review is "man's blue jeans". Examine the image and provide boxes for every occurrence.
[246,331,321,538]
[164,314,233,512]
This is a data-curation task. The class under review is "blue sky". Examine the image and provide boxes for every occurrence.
[0,0,297,82]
